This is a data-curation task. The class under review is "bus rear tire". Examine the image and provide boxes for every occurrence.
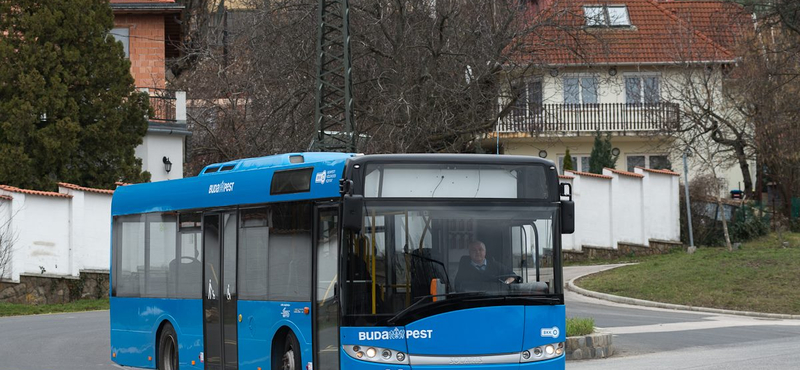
[274,331,301,370]
[158,323,179,370]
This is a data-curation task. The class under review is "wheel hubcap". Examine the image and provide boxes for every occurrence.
[282,349,295,370]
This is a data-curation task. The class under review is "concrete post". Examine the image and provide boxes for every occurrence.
[176,91,187,122]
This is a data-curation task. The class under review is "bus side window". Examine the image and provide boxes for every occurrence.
[115,215,145,297]
[268,203,312,301]
[146,213,177,298]
[177,212,202,299]
[239,208,269,300]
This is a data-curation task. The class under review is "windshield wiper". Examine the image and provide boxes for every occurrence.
[386,292,487,325]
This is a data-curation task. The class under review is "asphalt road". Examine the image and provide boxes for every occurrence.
[0,265,798,369]
[0,310,112,370]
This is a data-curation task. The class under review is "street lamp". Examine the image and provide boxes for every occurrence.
[163,156,172,173]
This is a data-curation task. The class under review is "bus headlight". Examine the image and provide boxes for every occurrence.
[343,345,409,365]
[520,342,564,363]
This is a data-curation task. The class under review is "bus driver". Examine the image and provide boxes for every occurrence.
[455,240,517,291]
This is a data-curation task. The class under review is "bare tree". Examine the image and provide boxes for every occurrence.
[0,204,18,281]
[650,2,758,196]
[176,0,319,175]
[175,0,589,172]
[661,63,757,195]
[350,0,581,153]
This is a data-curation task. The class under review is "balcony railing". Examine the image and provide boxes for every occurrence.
[138,87,187,123]
[498,103,680,133]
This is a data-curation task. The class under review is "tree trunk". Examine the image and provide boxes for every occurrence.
[717,196,733,252]
[755,156,764,203]
[734,145,753,197]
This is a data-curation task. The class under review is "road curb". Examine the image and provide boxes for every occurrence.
[567,265,800,320]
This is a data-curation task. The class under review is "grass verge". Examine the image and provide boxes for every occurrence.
[0,298,109,317]
[576,233,800,315]
[566,317,594,337]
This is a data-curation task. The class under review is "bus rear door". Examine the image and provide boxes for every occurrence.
[203,212,239,370]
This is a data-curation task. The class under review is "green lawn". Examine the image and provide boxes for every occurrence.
[0,298,109,317]
[576,233,800,315]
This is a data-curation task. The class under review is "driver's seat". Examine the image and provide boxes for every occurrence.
[409,248,448,300]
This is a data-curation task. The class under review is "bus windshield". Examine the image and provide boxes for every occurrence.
[343,202,559,324]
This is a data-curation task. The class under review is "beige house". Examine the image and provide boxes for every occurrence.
[487,0,753,194]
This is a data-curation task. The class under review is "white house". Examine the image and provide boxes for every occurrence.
[488,0,754,196]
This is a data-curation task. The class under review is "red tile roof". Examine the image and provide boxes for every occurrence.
[558,174,576,179]
[0,195,12,201]
[515,0,739,66]
[58,183,115,195]
[605,168,645,178]
[566,170,613,179]
[636,166,681,176]
[659,1,753,51]
[0,185,73,198]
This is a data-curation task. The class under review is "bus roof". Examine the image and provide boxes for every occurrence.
[112,153,558,216]
[111,152,355,216]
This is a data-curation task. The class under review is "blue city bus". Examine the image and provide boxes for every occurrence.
[110,152,574,370]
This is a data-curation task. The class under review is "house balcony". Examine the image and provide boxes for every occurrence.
[138,87,187,124]
[497,103,680,135]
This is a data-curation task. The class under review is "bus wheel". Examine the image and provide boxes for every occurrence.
[279,331,301,370]
[158,323,179,370]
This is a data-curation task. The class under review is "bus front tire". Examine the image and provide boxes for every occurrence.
[274,331,301,370]
[157,323,179,370]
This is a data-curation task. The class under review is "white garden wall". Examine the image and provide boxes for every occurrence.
[0,184,113,283]
[560,167,681,251]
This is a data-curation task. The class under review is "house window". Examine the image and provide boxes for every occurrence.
[625,75,660,104]
[626,154,671,172]
[564,77,598,105]
[110,27,130,58]
[558,154,590,173]
[584,5,631,27]
[513,80,543,118]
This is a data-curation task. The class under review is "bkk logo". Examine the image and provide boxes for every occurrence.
[540,327,560,338]
[314,169,337,185]
[357,327,434,341]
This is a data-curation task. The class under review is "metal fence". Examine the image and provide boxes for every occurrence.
[498,102,680,133]
[143,88,177,122]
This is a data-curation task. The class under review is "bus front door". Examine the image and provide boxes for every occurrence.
[313,206,340,370]
[203,212,239,370]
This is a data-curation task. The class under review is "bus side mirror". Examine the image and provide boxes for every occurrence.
[561,200,575,234]
[342,194,364,233]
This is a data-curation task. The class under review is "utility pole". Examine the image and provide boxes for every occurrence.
[313,0,357,152]
[683,150,696,253]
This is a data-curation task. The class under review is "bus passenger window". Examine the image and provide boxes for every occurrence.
[267,203,312,301]
[239,208,269,300]
[177,213,202,299]
[115,215,145,297]
[146,214,177,298]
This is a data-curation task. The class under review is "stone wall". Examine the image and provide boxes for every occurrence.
[566,332,614,360]
[563,239,684,263]
[0,270,108,305]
